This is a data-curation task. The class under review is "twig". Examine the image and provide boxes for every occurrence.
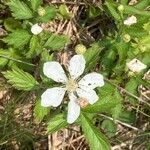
[50,1,85,5]
[131,106,150,118]
[62,135,84,147]
[99,114,139,131]
[0,55,36,66]
[0,141,8,145]
[105,78,150,107]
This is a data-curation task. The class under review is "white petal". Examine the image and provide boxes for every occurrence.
[68,55,85,79]
[76,88,99,104]
[124,15,137,26]
[41,87,66,107]
[43,62,67,83]
[78,72,104,90]
[67,93,80,124]
[126,58,147,73]
[31,24,43,35]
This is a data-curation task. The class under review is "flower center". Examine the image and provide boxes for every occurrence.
[66,79,78,92]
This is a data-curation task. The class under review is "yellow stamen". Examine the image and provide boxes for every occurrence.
[66,79,78,92]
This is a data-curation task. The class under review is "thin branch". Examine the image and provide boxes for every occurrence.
[105,78,150,107]
[63,135,84,147]
[0,55,36,67]
[50,1,85,5]
[131,106,150,118]
[99,114,139,131]
[0,141,8,146]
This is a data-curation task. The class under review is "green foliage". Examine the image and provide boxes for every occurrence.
[3,68,39,91]
[38,6,57,22]
[80,112,111,150]
[3,30,31,48]
[101,119,117,138]
[134,0,150,9]
[84,83,122,116]
[44,34,70,50]
[40,50,54,62]
[8,0,33,19]
[125,77,139,103]
[26,35,42,58]
[1,0,150,149]
[0,49,10,68]
[117,110,136,124]
[88,6,101,18]
[47,114,68,133]
[4,18,22,31]
[0,96,35,149]
[59,4,71,19]
[34,99,50,122]
[30,0,41,11]
[105,0,121,21]
[84,43,103,71]
[123,5,150,17]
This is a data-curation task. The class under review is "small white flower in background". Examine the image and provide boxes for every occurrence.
[41,55,104,124]
[31,23,43,35]
[124,15,137,26]
[126,58,147,73]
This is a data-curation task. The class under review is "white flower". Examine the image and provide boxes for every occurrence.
[126,58,147,73]
[41,55,104,124]
[124,15,137,26]
[31,23,43,35]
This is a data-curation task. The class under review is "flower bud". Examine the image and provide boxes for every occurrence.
[38,7,46,16]
[118,5,124,12]
[123,34,131,43]
[31,24,43,35]
[75,44,87,54]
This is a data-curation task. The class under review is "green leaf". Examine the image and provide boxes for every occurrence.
[4,18,21,32]
[80,112,111,150]
[120,0,128,5]
[0,57,8,68]
[105,0,121,21]
[44,34,70,50]
[117,110,136,124]
[123,5,150,17]
[102,49,116,72]
[26,36,42,58]
[134,0,150,9]
[38,6,57,22]
[88,6,101,18]
[143,22,150,33]
[101,119,117,138]
[59,4,71,19]
[47,114,67,134]
[3,68,39,91]
[111,103,122,119]
[0,49,11,68]
[84,83,122,113]
[40,50,54,62]
[125,77,138,103]
[3,30,31,48]
[8,0,33,19]
[34,99,50,123]
[115,41,128,64]
[106,0,150,17]
[30,0,41,11]
[84,43,103,71]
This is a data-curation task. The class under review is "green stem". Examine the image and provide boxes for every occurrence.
[0,55,36,67]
